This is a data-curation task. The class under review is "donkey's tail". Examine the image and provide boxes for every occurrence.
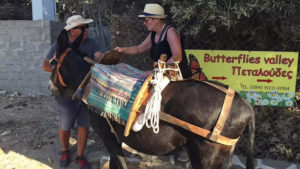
[246,108,255,169]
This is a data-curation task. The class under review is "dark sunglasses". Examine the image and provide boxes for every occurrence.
[144,18,152,22]
[73,24,89,30]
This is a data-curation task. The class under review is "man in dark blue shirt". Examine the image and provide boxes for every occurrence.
[42,15,102,169]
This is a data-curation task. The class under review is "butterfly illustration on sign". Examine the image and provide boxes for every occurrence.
[188,54,207,81]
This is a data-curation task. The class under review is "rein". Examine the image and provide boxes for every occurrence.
[53,48,71,87]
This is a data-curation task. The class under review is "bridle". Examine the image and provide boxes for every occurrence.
[52,48,72,87]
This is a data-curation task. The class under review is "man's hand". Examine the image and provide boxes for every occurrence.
[42,58,54,72]
[94,51,103,62]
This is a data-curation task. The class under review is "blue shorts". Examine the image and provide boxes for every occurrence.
[56,99,90,130]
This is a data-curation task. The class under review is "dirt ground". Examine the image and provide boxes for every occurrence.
[2,90,299,169]
[0,91,188,169]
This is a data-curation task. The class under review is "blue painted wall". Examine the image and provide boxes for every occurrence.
[32,0,57,21]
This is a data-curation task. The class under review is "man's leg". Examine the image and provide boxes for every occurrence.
[59,128,71,151]
[75,102,92,169]
[77,126,89,156]
[57,99,77,167]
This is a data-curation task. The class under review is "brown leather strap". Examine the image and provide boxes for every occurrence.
[159,86,238,146]
[201,81,234,96]
[159,111,239,146]
[56,48,71,87]
[199,80,237,141]
[210,88,235,141]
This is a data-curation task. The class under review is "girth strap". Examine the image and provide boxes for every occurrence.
[159,110,239,146]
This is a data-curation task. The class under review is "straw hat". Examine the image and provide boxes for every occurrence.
[138,4,167,19]
[64,15,93,31]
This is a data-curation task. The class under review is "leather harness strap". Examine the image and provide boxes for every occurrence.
[210,88,235,142]
[200,81,237,143]
[159,111,239,146]
[201,81,234,97]
[55,48,71,87]
[159,81,239,146]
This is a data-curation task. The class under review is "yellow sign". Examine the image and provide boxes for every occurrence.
[186,50,298,107]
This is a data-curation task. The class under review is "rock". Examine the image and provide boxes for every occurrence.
[3,104,14,109]
[1,130,12,136]
[8,92,20,97]
[87,139,96,146]
[175,149,190,162]
[185,161,192,169]
[27,94,36,97]
[100,155,110,164]
[69,137,77,146]
[47,157,53,164]
[169,155,175,165]
[126,155,142,163]
[0,91,7,95]
[86,151,107,164]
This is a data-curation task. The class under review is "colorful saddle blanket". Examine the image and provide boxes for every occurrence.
[86,63,146,122]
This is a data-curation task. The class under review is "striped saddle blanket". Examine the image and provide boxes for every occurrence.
[86,63,146,122]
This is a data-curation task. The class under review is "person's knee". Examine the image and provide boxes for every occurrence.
[59,119,75,130]
[77,119,90,128]
[58,107,76,130]
[57,100,78,130]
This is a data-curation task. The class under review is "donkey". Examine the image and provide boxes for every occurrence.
[50,30,255,169]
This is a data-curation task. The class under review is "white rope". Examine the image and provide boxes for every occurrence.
[154,61,183,81]
[142,59,182,133]
[143,60,166,133]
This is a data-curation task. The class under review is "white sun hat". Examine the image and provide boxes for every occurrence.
[138,4,167,19]
[64,15,93,31]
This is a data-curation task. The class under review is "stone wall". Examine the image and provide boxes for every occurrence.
[0,20,64,95]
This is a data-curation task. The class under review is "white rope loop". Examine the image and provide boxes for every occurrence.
[154,60,183,80]
[143,59,167,133]
[143,58,182,133]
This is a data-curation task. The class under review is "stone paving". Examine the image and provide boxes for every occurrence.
[232,155,300,169]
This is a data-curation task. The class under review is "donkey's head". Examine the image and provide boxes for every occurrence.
[49,29,91,98]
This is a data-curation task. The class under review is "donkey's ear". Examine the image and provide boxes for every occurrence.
[56,29,69,58]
